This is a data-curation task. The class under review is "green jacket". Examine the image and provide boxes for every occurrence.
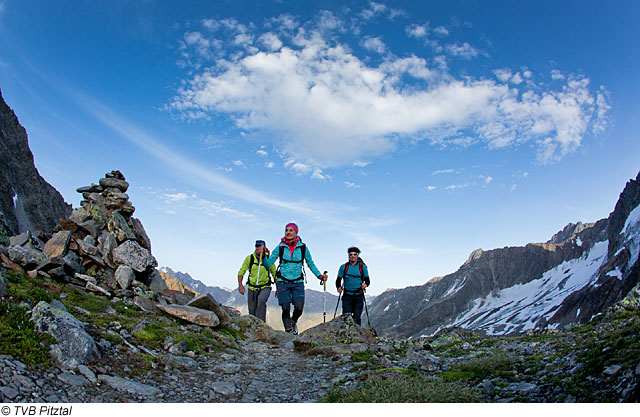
[238,253,277,289]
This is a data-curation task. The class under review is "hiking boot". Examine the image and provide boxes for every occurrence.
[291,321,298,335]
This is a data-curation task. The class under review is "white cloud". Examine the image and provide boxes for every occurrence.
[265,161,275,168]
[311,169,330,180]
[361,36,386,54]
[551,70,566,80]
[445,183,470,191]
[164,192,189,202]
[433,26,449,37]
[353,160,370,167]
[406,23,429,38]
[171,14,610,167]
[480,175,493,185]
[360,1,404,21]
[510,184,518,192]
[432,169,455,175]
[258,32,282,51]
[232,160,245,167]
[423,186,437,192]
[345,181,360,188]
[256,150,268,156]
[445,42,480,59]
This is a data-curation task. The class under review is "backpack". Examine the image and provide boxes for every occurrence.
[340,257,366,294]
[246,253,272,290]
[276,243,307,283]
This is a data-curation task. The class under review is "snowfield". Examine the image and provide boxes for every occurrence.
[449,240,609,335]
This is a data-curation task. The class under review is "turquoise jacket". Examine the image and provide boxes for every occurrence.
[262,238,322,283]
[337,261,370,293]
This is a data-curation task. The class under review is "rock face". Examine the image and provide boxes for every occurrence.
[0,90,71,235]
[370,171,640,339]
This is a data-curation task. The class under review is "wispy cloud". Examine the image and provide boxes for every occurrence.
[345,181,360,188]
[150,188,257,221]
[65,90,414,253]
[170,11,609,168]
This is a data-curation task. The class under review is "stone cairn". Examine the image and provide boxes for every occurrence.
[0,170,232,327]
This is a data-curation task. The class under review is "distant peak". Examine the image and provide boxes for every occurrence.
[463,248,483,266]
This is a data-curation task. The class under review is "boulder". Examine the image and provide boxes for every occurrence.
[107,212,135,243]
[76,184,104,194]
[162,354,198,370]
[134,296,160,313]
[9,232,43,251]
[82,200,109,229]
[147,271,168,291]
[130,217,151,250]
[99,177,129,192]
[97,232,117,268]
[30,301,100,370]
[156,304,220,327]
[115,265,135,289]
[43,230,72,258]
[63,251,83,273]
[98,375,161,397]
[293,314,377,352]
[8,245,46,269]
[10,231,31,247]
[187,293,232,326]
[234,314,294,345]
[113,240,157,273]
[78,220,99,239]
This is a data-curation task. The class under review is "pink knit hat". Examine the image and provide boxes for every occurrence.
[285,222,298,234]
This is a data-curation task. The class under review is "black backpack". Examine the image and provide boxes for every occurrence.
[276,243,307,283]
[246,253,272,290]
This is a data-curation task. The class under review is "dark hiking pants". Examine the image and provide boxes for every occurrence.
[342,292,364,326]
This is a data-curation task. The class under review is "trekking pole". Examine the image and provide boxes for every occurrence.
[322,271,327,323]
[333,292,341,319]
[363,288,371,327]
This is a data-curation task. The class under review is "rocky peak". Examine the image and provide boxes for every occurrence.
[547,222,596,244]
[0,90,71,235]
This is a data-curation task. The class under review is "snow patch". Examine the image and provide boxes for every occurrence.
[12,193,18,208]
[622,205,640,270]
[576,237,583,247]
[384,304,391,312]
[443,276,467,297]
[450,241,609,335]
[606,268,623,280]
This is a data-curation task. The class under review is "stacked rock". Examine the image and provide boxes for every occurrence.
[1,170,235,328]
[1,171,160,299]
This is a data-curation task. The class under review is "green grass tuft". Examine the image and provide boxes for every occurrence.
[0,301,55,366]
[321,372,485,402]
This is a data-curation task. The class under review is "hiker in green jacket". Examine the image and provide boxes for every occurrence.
[237,240,277,322]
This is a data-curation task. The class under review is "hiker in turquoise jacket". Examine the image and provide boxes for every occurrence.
[262,223,327,335]
[336,246,370,326]
[237,240,277,322]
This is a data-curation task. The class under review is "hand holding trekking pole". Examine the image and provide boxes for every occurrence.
[323,270,327,323]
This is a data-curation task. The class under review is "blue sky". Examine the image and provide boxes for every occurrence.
[1,0,639,295]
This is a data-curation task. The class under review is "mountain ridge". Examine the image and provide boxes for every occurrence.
[369,171,640,339]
